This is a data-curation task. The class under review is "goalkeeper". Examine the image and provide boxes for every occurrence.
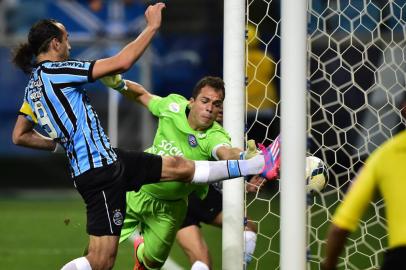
[101,75,280,270]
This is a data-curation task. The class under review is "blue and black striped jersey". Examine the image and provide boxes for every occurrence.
[19,60,117,177]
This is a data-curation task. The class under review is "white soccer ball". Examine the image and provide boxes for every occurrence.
[305,156,328,193]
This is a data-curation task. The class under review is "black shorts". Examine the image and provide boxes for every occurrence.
[381,246,406,270]
[73,148,162,236]
[181,184,223,228]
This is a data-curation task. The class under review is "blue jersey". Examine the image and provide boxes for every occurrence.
[19,60,117,177]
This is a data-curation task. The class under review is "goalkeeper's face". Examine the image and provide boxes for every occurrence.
[188,86,224,131]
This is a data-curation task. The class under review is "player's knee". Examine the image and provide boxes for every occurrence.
[165,156,194,181]
[143,256,164,270]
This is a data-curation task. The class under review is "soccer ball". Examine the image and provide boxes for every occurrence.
[305,156,328,193]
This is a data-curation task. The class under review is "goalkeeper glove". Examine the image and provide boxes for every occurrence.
[240,139,260,160]
[100,74,127,92]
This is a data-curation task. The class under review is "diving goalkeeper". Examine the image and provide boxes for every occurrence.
[101,75,280,270]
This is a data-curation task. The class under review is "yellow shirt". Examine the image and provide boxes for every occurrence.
[333,130,406,248]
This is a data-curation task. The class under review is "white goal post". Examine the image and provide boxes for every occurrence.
[280,0,308,269]
[223,0,308,269]
[222,0,246,269]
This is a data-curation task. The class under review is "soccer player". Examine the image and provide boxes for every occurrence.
[11,5,278,270]
[321,131,406,270]
[105,76,280,270]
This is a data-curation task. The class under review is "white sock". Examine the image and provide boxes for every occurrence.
[61,257,92,270]
[244,231,257,265]
[191,155,264,184]
[191,260,210,270]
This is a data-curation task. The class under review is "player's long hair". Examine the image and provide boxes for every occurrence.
[12,19,63,74]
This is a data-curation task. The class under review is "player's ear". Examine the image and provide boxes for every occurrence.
[188,98,195,108]
[50,37,60,50]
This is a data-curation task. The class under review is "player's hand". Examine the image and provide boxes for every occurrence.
[245,175,265,193]
[242,139,260,160]
[145,2,166,31]
[100,74,127,92]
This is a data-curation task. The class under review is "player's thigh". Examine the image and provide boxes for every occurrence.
[120,191,153,243]
[176,225,210,263]
[142,198,187,264]
[74,163,126,236]
[119,194,141,243]
[115,148,162,191]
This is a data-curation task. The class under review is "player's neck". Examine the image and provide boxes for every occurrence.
[37,52,63,63]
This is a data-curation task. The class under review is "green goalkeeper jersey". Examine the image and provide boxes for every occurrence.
[140,94,231,200]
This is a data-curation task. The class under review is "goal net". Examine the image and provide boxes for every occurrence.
[245,0,406,269]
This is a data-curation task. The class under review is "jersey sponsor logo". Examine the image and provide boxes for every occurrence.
[50,61,86,69]
[188,134,198,147]
[169,102,180,113]
[155,140,184,156]
[112,209,123,226]
[29,90,43,101]
[28,78,43,89]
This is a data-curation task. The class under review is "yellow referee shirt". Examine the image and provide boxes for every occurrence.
[333,130,406,248]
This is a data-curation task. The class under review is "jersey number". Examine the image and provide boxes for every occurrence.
[34,101,58,139]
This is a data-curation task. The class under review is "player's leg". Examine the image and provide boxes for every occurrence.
[244,220,258,265]
[133,192,187,269]
[204,185,257,266]
[119,193,141,244]
[160,136,281,183]
[87,235,119,270]
[62,163,127,270]
[115,145,279,193]
[176,185,223,269]
[161,153,276,183]
[176,225,211,270]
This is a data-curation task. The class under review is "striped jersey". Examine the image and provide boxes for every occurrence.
[19,60,117,177]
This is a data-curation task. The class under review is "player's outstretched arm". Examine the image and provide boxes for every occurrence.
[100,75,157,107]
[123,79,156,107]
[92,3,165,80]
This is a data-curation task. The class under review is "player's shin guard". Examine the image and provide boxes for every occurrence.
[244,231,257,265]
[191,260,210,270]
[60,257,92,270]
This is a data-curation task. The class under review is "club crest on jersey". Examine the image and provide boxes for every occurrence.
[188,134,198,147]
[112,209,123,226]
[169,102,180,113]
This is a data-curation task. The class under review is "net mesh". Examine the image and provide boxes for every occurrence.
[245,1,406,269]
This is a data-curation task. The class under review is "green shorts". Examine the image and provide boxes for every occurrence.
[120,190,187,264]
